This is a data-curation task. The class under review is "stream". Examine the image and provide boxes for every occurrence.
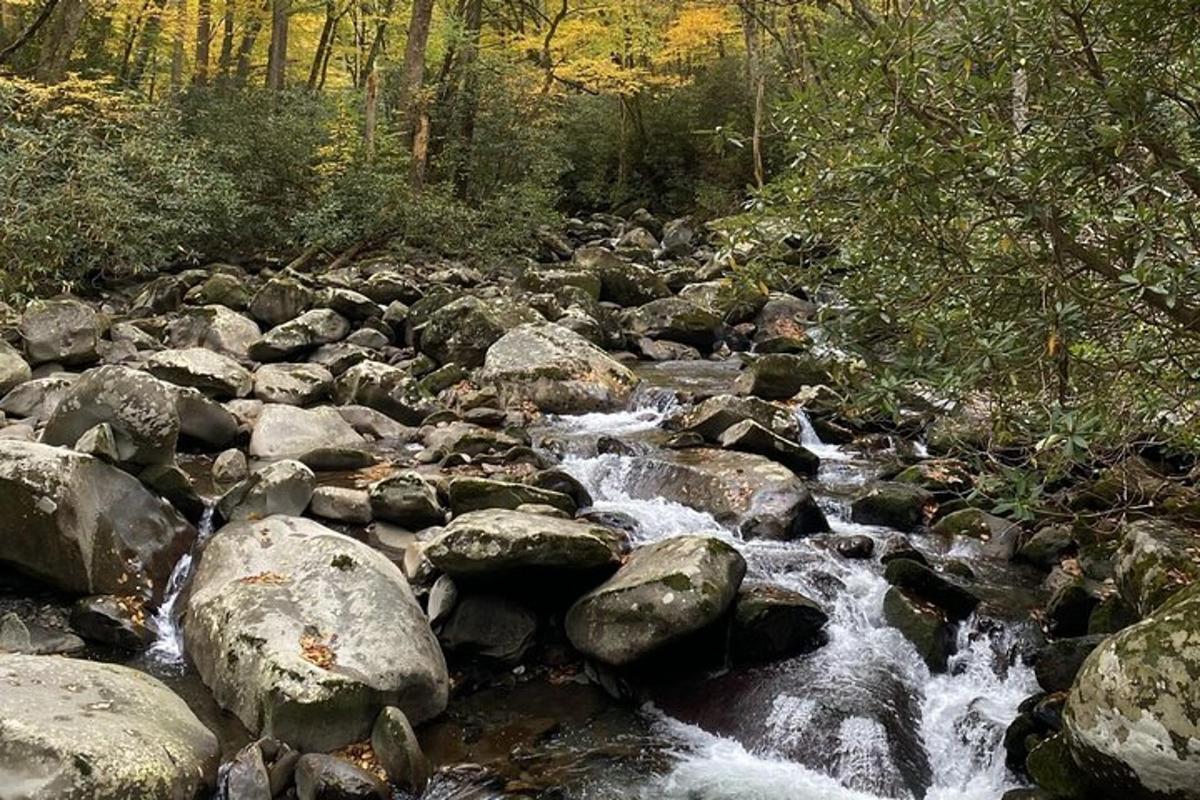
[531,360,1040,800]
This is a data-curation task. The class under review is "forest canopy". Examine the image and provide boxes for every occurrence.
[3,0,1200,493]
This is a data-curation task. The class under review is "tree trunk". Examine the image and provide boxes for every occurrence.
[215,0,234,82]
[126,0,169,89]
[194,0,210,83]
[169,0,185,94]
[452,0,482,198]
[35,0,87,82]
[0,0,61,66]
[264,0,287,89]
[410,105,431,189]
[396,0,434,126]
[741,0,766,189]
[234,0,265,86]
[306,0,335,89]
[363,66,379,156]
[359,0,396,88]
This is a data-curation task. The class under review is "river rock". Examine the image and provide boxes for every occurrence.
[931,507,1021,560]
[147,347,253,399]
[310,486,372,524]
[481,322,639,413]
[294,754,387,800]
[883,587,955,672]
[1115,517,1200,617]
[753,293,816,353]
[425,509,623,582]
[883,558,980,620]
[565,536,746,667]
[185,515,448,751]
[248,276,314,327]
[735,353,834,400]
[186,271,253,309]
[420,295,543,368]
[0,341,31,395]
[42,365,180,466]
[0,440,194,600]
[332,360,431,425]
[0,374,75,422]
[574,247,670,306]
[1064,583,1200,799]
[248,404,366,459]
[175,387,239,448]
[624,297,722,349]
[371,706,430,794]
[517,267,602,299]
[0,653,218,799]
[446,476,576,515]
[369,471,444,528]
[718,419,818,477]
[1034,634,1107,693]
[732,584,827,663]
[253,363,333,406]
[70,595,152,649]
[19,298,101,366]
[851,482,935,532]
[680,393,800,442]
[438,592,538,663]
[218,459,315,521]
[249,309,350,362]
[168,305,262,359]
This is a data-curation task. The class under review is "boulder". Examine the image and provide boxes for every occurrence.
[218,460,315,521]
[420,295,543,368]
[424,509,623,581]
[517,268,602,299]
[732,584,827,663]
[574,247,670,306]
[0,375,75,422]
[565,536,746,666]
[446,477,575,515]
[931,508,1021,560]
[680,394,800,442]
[369,472,444,528]
[249,310,350,362]
[752,293,816,353]
[481,322,640,414]
[294,754,387,800]
[883,558,980,621]
[19,298,101,366]
[185,272,253,309]
[1115,518,1200,617]
[1034,634,1107,693]
[883,587,955,672]
[254,363,334,406]
[0,654,219,799]
[0,341,31,395]
[248,276,314,327]
[851,482,935,532]
[332,361,430,425]
[147,347,253,399]
[70,595,152,650]
[310,486,372,525]
[371,707,429,795]
[185,516,448,751]
[42,365,180,466]
[0,440,194,600]
[718,419,819,477]
[437,593,538,663]
[1064,583,1200,799]
[168,305,262,359]
[248,404,366,460]
[623,297,722,349]
[735,353,834,400]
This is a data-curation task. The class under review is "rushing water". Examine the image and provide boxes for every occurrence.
[542,372,1037,800]
[146,502,217,666]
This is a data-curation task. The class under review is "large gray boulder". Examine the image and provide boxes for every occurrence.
[248,404,366,460]
[248,275,314,327]
[1064,583,1200,799]
[249,310,350,362]
[332,361,431,425]
[680,394,800,442]
[424,509,623,580]
[481,322,639,414]
[623,297,722,349]
[566,536,746,666]
[419,295,542,368]
[1115,518,1200,617]
[147,347,253,399]
[42,365,180,466]
[19,298,101,366]
[0,341,31,395]
[253,363,333,406]
[0,654,219,799]
[573,247,670,306]
[0,441,195,600]
[185,516,448,752]
[167,306,262,359]
[581,448,827,539]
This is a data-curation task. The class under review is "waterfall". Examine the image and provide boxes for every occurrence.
[146,502,217,666]
[547,387,1035,800]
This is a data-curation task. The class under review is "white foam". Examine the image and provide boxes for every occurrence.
[147,503,217,666]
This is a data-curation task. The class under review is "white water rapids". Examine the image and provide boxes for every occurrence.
[146,502,217,666]
[546,390,1036,800]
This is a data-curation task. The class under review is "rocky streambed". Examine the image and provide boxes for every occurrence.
[0,212,1196,800]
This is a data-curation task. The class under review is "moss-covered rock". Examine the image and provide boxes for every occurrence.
[446,476,576,515]
[732,584,827,664]
[851,481,936,532]
[623,297,723,349]
[419,295,543,368]
[565,535,746,667]
[1115,518,1200,617]
[735,352,835,400]
[883,587,955,672]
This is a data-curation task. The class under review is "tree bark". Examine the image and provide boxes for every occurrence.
[169,0,185,94]
[215,0,234,82]
[306,0,335,89]
[126,0,169,88]
[194,0,211,83]
[363,66,379,156]
[233,1,265,86]
[0,0,61,66]
[452,0,482,198]
[35,0,86,82]
[396,0,434,126]
[265,0,287,89]
[359,0,396,88]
